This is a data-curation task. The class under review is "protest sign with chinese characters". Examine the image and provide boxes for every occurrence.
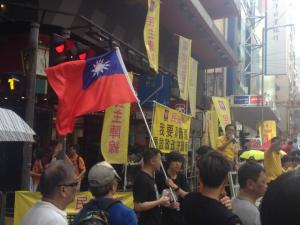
[151,103,191,154]
[101,103,131,164]
[212,96,232,133]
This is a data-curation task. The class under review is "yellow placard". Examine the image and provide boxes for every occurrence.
[212,96,231,133]
[177,36,192,100]
[189,57,198,117]
[101,104,130,164]
[151,103,191,154]
[144,0,160,73]
[207,110,219,149]
[14,191,134,225]
[259,120,277,144]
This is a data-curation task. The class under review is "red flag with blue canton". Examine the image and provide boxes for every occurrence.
[45,48,137,136]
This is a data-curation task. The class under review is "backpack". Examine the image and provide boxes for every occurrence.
[73,198,120,225]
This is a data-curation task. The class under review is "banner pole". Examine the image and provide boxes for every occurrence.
[136,102,167,176]
[137,101,178,202]
[116,46,177,200]
[123,164,128,191]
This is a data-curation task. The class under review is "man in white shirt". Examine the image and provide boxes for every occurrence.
[21,160,78,225]
[232,161,267,225]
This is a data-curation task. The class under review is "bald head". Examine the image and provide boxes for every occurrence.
[39,160,75,198]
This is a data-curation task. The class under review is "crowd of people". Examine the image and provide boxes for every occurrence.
[31,141,86,191]
[22,125,300,225]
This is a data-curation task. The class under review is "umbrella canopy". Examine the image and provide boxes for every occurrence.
[240,150,264,161]
[0,107,36,142]
[240,149,287,161]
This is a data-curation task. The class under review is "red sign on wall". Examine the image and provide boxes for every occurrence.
[250,96,264,105]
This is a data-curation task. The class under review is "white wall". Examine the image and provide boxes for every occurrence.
[266,0,293,75]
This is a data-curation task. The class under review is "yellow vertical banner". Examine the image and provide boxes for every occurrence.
[177,36,192,100]
[101,73,133,164]
[189,57,198,117]
[144,0,160,73]
[207,110,219,149]
[212,96,231,133]
[259,120,277,144]
[151,103,191,154]
[202,112,210,146]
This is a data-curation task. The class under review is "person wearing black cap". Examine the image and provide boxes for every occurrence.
[72,161,137,225]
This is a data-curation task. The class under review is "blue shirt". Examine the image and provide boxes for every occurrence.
[73,197,137,225]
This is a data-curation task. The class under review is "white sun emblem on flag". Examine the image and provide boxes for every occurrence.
[91,59,110,77]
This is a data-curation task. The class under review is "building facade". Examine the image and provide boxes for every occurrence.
[0,0,239,191]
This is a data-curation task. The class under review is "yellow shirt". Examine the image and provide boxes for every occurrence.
[217,136,239,162]
[264,149,282,183]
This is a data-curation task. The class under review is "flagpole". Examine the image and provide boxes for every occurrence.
[137,101,178,203]
[136,102,168,176]
[116,46,177,201]
[123,164,128,191]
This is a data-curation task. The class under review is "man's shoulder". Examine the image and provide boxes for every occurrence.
[109,203,137,225]
[183,192,203,206]
[135,170,152,182]
[232,198,258,212]
[217,136,227,145]
[22,205,67,225]
[110,202,134,214]
[185,192,202,198]
[232,198,259,225]
[183,193,241,225]
[218,135,226,141]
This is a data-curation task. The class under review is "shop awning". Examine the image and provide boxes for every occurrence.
[159,0,238,68]
[231,106,280,130]
[0,108,36,142]
[200,0,240,19]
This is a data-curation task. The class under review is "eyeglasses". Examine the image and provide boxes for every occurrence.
[58,181,79,187]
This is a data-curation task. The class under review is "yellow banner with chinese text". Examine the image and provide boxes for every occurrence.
[207,110,219,149]
[101,103,131,164]
[177,36,192,100]
[14,191,134,225]
[189,57,198,117]
[144,0,160,73]
[259,120,277,144]
[151,103,191,154]
[212,96,231,133]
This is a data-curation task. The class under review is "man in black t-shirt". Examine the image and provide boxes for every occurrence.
[182,151,242,225]
[133,148,170,225]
